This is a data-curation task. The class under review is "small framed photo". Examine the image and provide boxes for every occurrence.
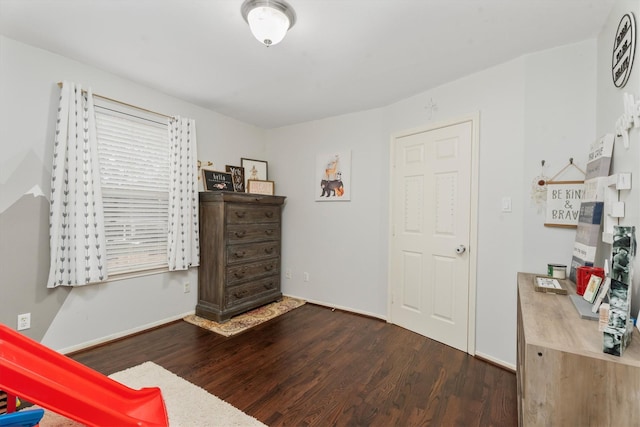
[247,179,275,195]
[202,169,234,191]
[241,158,268,190]
[582,275,603,303]
[225,165,245,192]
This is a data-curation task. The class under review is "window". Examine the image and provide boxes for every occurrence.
[94,102,170,276]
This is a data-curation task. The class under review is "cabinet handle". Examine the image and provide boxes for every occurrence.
[265,229,274,236]
[234,230,247,238]
[233,251,246,258]
[235,211,246,218]
[234,290,249,298]
[234,269,247,279]
[265,211,274,218]
[263,282,274,290]
[264,247,275,254]
[264,264,274,271]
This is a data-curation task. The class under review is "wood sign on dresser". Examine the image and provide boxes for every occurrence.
[197,191,286,322]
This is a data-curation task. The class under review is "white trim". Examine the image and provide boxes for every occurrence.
[284,294,387,321]
[387,112,480,356]
[475,351,516,372]
[56,310,195,355]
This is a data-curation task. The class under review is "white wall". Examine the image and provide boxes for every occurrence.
[0,36,265,351]
[596,0,640,314]
[522,42,598,272]
[266,109,391,318]
[267,40,598,367]
[1,30,616,366]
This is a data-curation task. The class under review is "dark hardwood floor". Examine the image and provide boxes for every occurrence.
[70,303,517,426]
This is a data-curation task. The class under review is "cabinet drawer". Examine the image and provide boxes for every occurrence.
[226,276,280,307]
[227,224,280,244]
[227,204,281,224]
[226,259,280,285]
[226,241,280,265]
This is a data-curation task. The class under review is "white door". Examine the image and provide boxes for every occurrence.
[390,119,475,352]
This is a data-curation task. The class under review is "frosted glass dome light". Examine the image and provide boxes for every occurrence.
[241,0,296,47]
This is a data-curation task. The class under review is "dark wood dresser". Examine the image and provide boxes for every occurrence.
[196,191,286,322]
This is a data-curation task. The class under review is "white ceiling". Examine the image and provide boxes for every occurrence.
[0,0,615,129]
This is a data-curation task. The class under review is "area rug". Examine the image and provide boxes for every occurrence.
[34,361,265,426]
[183,296,306,337]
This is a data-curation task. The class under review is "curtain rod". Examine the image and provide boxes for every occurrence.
[56,82,174,120]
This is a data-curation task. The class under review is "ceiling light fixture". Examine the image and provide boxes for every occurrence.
[241,0,296,47]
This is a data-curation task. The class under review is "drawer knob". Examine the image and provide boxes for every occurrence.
[234,230,247,238]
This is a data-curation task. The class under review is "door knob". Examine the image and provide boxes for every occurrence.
[455,245,466,254]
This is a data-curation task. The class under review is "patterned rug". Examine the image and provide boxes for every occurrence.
[183,296,305,337]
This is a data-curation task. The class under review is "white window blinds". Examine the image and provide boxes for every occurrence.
[95,109,170,275]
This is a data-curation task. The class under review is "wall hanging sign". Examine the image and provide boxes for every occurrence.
[612,12,636,88]
[544,158,585,228]
[544,181,584,227]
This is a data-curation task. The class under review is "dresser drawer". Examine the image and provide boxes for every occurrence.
[227,224,280,244]
[226,258,280,285]
[226,241,280,265]
[226,276,280,307]
[226,204,281,224]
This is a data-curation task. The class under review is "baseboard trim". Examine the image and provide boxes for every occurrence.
[475,351,516,372]
[285,294,387,321]
[60,310,195,355]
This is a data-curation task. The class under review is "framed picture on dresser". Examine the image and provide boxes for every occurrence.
[247,179,275,195]
[202,169,234,191]
[241,158,268,190]
[225,165,245,192]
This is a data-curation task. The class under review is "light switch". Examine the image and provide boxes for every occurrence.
[501,197,512,213]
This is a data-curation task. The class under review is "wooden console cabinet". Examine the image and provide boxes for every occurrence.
[197,192,285,322]
[517,272,640,426]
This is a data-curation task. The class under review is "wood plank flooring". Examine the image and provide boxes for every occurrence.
[70,303,517,426]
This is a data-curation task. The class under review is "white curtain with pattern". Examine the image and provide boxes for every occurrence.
[48,81,108,287]
[167,116,200,270]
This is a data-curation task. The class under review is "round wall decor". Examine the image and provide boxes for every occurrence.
[612,12,636,88]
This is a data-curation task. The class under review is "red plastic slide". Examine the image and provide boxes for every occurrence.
[0,324,168,426]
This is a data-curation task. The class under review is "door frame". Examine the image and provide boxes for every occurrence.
[387,113,480,355]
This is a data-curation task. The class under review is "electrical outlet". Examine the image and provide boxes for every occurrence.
[303,272,310,282]
[285,269,292,279]
[183,282,191,293]
[17,313,31,331]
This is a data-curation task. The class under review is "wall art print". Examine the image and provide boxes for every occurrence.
[315,151,351,201]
